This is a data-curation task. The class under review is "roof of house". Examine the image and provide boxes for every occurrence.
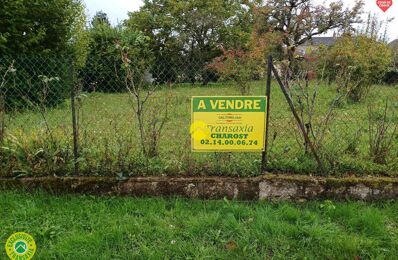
[389,39,398,48]
[302,37,337,46]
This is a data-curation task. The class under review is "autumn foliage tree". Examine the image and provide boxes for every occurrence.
[208,32,282,95]
[208,48,256,95]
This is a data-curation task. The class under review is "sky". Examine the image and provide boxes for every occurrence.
[84,0,398,41]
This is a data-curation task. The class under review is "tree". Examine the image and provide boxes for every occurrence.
[82,12,155,93]
[116,30,169,158]
[81,12,123,92]
[126,0,256,84]
[255,0,364,67]
[125,0,181,83]
[0,0,88,110]
[91,11,111,27]
[0,0,87,59]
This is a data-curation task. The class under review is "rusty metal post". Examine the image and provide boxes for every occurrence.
[0,93,4,146]
[70,61,79,175]
[261,55,273,173]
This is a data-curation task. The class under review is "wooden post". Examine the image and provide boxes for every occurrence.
[261,55,272,173]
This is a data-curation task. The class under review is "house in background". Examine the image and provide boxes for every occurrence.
[389,39,398,50]
[296,36,337,56]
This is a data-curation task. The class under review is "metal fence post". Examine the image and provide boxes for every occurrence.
[0,88,5,171]
[0,93,4,146]
[0,59,14,148]
[261,55,273,173]
[70,60,79,175]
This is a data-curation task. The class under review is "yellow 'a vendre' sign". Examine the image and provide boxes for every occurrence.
[191,96,267,152]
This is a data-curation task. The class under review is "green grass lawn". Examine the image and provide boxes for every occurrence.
[0,191,397,259]
[2,81,398,177]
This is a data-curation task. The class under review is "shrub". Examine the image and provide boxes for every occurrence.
[384,39,398,85]
[116,29,170,158]
[80,22,124,92]
[207,32,279,95]
[383,68,398,85]
[208,47,258,95]
[81,22,157,93]
[319,35,392,101]
[368,101,398,165]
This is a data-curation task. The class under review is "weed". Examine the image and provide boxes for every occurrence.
[368,101,398,164]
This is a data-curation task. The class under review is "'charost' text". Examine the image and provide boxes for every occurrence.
[208,124,253,139]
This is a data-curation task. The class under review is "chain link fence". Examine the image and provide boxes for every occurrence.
[1,55,397,178]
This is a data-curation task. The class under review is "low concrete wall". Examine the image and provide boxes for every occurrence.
[1,174,397,201]
[258,175,398,200]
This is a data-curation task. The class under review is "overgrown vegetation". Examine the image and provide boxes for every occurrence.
[288,67,346,169]
[1,80,397,178]
[368,101,398,165]
[1,0,397,178]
